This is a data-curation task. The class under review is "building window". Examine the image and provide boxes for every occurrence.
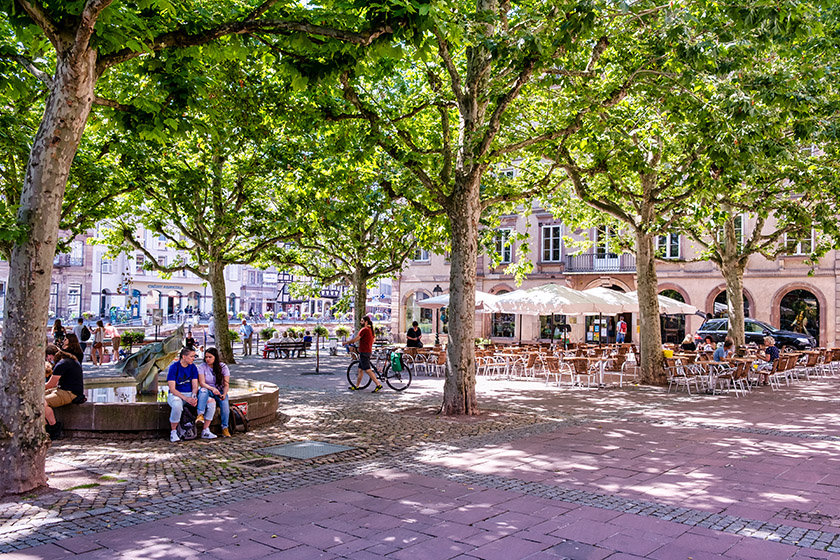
[135,254,145,275]
[784,231,814,255]
[717,215,744,249]
[656,233,680,259]
[68,283,82,317]
[542,225,562,262]
[499,167,515,178]
[70,241,84,266]
[227,264,241,282]
[158,233,167,250]
[101,258,113,274]
[50,283,59,316]
[413,248,430,262]
[158,256,167,267]
[494,228,512,264]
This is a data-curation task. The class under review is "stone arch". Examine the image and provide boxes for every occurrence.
[704,284,755,318]
[581,277,634,292]
[488,283,515,295]
[656,283,690,305]
[770,282,827,346]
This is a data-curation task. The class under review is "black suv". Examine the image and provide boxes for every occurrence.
[695,318,817,350]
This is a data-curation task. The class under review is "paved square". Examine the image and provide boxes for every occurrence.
[3,354,840,559]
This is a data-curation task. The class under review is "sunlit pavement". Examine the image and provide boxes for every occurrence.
[4,353,840,559]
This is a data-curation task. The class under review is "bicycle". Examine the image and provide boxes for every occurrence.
[345,344,414,391]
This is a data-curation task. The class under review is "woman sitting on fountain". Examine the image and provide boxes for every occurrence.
[195,347,231,438]
[63,333,85,364]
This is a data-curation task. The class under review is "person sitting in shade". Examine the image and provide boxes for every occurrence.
[45,347,84,440]
[757,336,780,385]
[195,347,231,438]
[680,334,697,352]
[166,348,198,443]
[263,330,281,358]
[713,339,734,362]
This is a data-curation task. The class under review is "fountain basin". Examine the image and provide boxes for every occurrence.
[53,376,279,438]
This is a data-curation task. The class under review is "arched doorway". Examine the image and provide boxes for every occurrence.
[166,290,181,315]
[228,293,238,315]
[405,292,433,336]
[660,289,686,344]
[186,291,201,314]
[100,288,112,317]
[779,289,820,338]
[714,291,750,318]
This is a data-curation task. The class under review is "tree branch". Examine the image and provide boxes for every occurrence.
[15,0,61,49]
[434,30,464,104]
[73,0,114,60]
[9,54,53,88]
[93,95,133,111]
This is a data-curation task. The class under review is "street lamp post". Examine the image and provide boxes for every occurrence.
[433,284,443,346]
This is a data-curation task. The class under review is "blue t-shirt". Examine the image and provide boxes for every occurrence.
[765,345,780,362]
[167,361,198,394]
[713,347,729,362]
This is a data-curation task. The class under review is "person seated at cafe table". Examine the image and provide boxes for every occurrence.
[756,336,780,385]
[680,334,697,352]
[700,336,716,352]
[713,339,734,362]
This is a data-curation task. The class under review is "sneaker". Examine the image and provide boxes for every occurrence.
[372,385,383,393]
[202,430,217,439]
[348,386,358,391]
[195,414,204,428]
[221,428,231,438]
[170,430,180,443]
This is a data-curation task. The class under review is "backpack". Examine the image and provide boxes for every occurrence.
[176,403,198,441]
[228,404,250,434]
[81,325,91,342]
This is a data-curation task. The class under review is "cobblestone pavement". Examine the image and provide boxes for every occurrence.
[3,354,840,559]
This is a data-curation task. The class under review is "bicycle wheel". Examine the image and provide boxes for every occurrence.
[346,361,372,390]
[385,356,412,391]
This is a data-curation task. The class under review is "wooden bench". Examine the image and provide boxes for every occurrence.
[263,341,307,359]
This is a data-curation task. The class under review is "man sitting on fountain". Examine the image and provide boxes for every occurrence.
[45,346,85,440]
[166,348,199,443]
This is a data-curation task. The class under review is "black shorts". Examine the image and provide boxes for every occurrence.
[359,352,372,370]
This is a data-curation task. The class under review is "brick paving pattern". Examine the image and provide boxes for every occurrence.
[3,354,840,559]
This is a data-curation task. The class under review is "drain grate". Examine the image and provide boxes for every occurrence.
[238,457,284,469]
[259,441,355,460]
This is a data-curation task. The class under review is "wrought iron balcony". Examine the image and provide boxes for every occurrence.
[53,255,85,267]
[564,253,636,273]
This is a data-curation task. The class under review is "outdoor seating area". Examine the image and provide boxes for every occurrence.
[665,346,840,397]
[409,341,640,389]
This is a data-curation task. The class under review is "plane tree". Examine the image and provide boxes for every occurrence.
[0,0,418,496]
[99,60,307,364]
[309,0,795,407]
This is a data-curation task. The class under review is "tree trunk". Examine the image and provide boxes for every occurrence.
[721,260,747,348]
[441,177,481,416]
[208,262,235,364]
[0,51,98,496]
[635,229,665,383]
[352,267,368,332]
[719,213,746,349]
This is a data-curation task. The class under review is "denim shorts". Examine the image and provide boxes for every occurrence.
[359,352,372,370]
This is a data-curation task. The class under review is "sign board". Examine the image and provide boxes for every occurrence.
[263,272,278,285]
[152,308,164,326]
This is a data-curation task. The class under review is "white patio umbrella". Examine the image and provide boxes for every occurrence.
[495,283,624,316]
[583,287,640,313]
[417,291,500,312]
[626,291,699,315]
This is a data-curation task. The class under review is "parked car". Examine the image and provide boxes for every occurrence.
[695,318,817,350]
